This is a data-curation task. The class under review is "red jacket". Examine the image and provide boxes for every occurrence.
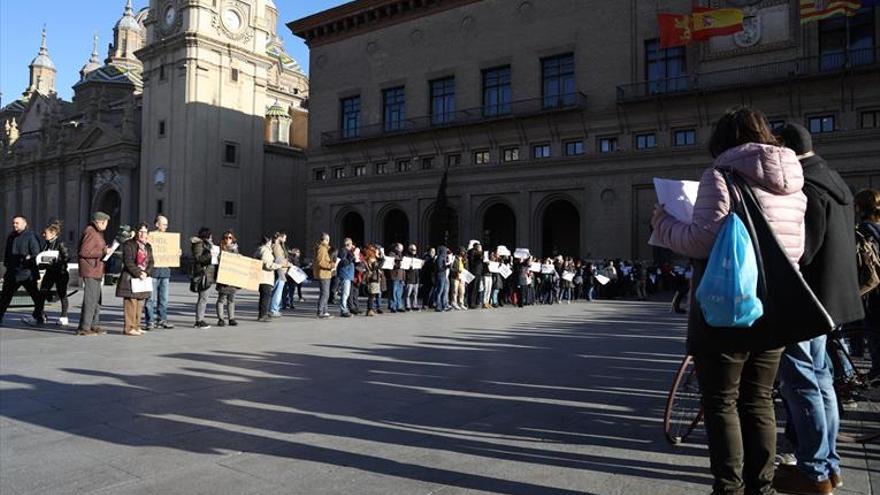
[78,224,107,280]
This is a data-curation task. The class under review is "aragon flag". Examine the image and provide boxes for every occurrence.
[799,0,861,23]
[658,13,692,49]
[691,7,745,40]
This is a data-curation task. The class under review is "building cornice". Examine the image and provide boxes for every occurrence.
[287,0,483,47]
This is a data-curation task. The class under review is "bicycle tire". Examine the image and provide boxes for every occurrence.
[664,355,703,445]
[834,328,880,443]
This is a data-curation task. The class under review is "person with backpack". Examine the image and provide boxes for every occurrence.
[771,124,865,494]
[855,189,880,379]
[189,227,216,329]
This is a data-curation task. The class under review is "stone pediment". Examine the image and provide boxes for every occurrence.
[72,122,123,151]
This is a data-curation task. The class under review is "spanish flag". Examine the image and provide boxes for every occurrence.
[691,7,744,40]
[800,0,861,23]
[658,13,692,49]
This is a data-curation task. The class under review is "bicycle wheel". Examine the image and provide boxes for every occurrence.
[834,329,880,443]
[664,355,703,445]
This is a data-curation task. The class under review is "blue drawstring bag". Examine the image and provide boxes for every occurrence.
[695,212,763,327]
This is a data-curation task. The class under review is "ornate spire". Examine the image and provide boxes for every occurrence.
[80,32,101,78]
[90,32,99,63]
[29,24,55,70]
[39,25,47,54]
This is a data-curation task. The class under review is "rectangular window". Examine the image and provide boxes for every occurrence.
[333,167,346,179]
[564,140,584,156]
[224,143,238,164]
[224,201,236,217]
[430,77,456,125]
[861,110,880,129]
[645,39,687,94]
[159,65,166,81]
[156,199,164,215]
[542,53,576,108]
[446,153,461,167]
[313,169,326,181]
[673,129,696,146]
[383,86,406,132]
[421,156,435,169]
[482,66,512,117]
[598,136,618,153]
[375,162,388,175]
[532,144,551,159]
[474,150,490,164]
[808,115,835,134]
[635,133,657,150]
[502,147,520,162]
[354,164,366,177]
[231,68,239,82]
[819,8,875,71]
[396,159,412,172]
[158,120,166,137]
[340,96,361,139]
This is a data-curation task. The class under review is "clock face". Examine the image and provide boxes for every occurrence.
[164,6,176,27]
[223,9,242,31]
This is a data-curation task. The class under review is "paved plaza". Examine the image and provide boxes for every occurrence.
[1,281,877,494]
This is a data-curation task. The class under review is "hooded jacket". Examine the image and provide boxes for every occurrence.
[190,236,215,287]
[799,154,865,326]
[652,143,808,353]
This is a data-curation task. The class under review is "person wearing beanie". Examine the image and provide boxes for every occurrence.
[76,211,112,336]
[772,123,864,494]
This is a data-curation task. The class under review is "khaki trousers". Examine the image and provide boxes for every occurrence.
[123,298,144,331]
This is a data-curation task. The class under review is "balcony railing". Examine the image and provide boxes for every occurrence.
[322,92,588,146]
[617,47,878,103]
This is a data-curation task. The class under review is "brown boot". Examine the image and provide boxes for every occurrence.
[773,465,833,495]
[366,309,375,317]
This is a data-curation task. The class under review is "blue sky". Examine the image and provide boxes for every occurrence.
[0,0,346,103]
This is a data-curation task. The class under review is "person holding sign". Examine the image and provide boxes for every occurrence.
[363,244,383,317]
[116,223,154,336]
[75,212,112,335]
[257,234,284,322]
[189,227,216,329]
[451,248,468,310]
[403,244,421,311]
[269,231,291,318]
[337,238,356,318]
[26,220,70,327]
[145,215,175,330]
[433,245,451,312]
[215,231,240,326]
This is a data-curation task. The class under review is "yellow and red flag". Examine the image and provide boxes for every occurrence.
[691,7,745,40]
[658,13,692,49]
[799,0,861,23]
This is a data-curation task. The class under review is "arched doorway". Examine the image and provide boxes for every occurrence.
[382,208,409,247]
[427,206,459,249]
[541,199,580,258]
[340,211,365,247]
[96,189,122,245]
[482,203,516,251]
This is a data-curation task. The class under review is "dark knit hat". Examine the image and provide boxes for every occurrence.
[776,123,813,156]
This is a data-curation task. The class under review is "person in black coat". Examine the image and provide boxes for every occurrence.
[116,223,155,336]
[467,243,485,308]
[772,124,864,491]
[0,215,42,326]
[32,220,71,326]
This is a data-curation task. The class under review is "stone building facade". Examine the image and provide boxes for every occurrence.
[289,0,880,260]
[1,0,309,257]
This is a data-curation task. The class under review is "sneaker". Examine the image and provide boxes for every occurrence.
[269,312,282,318]
[228,319,238,326]
[58,316,69,327]
[143,322,156,331]
[160,321,175,329]
[21,315,39,327]
[217,319,227,327]
[194,321,212,329]
[776,452,797,466]
[90,327,107,335]
[772,465,833,495]
[366,309,375,317]
[257,316,271,323]
[319,313,333,319]
[76,328,96,336]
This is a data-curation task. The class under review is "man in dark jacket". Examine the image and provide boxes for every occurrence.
[467,243,485,309]
[0,215,43,326]
[434,245,450,312]
[773,124,864,494]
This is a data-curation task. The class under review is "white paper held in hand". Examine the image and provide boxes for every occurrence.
[131,277,153,293]
[102,241,120,262]
[287,265,308,284]
[37,250,59,265]
[648,178,700,249]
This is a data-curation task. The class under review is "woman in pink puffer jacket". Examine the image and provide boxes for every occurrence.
[651,107,806,495]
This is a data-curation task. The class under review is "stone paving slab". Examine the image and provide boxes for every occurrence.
[1,281,877,494]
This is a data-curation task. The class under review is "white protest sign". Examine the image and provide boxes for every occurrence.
[595,274,611,286]
[499,264,513,279]
[468,239,481,250]
[529,262,541,272]
[131,277,153,293]
[211,245,221,265]
[541,264,555,274]
[460,269,475,284]
[411,258,424,270]
[102,240,120,261]
[562,271,575,282]
[401,257,413,270]
[381,257,395,270]
[514,248,530,259]
[649,178,700,248]
[496,245,511,257]
[37,250,59,265]
[287,265,308,284]
[488,261,500,273]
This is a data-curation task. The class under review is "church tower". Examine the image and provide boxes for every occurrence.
[80,34,101,79]
[106,0,145,71]
[26,27,56,97]
[136,0,299,245]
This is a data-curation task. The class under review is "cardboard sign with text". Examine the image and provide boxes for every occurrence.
[150,232,181,268]
[216,252,262,291]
